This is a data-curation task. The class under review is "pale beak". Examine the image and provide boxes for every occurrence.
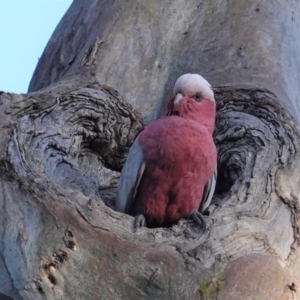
[173,93,183,109]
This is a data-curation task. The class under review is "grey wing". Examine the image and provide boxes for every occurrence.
[199,166,217,213]
[115,138,145,213]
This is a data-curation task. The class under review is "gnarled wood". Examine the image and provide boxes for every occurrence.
[8,82,143,208]
[1,0,300,299]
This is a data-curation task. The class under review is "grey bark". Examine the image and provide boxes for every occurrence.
[1,0,300,299]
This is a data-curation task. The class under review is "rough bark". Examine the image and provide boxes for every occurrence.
[1,0,300,299]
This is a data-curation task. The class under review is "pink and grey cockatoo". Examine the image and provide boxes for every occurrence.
[116,74,217,230]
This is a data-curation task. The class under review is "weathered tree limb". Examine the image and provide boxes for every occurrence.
[1,0,300,299]
[1,84,300,299]
[8,82,143,208]
[28,0,300,123]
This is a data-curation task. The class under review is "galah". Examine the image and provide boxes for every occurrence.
[116,74,217,231]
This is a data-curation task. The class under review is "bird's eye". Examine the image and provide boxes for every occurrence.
[193,92,202,102]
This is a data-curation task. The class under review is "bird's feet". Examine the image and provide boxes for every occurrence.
[133,214,147,232]
[186,210,206,233]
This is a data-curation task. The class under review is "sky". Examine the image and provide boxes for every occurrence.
[0,1,72,94]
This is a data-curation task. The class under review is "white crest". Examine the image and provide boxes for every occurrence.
[173,74,215,102]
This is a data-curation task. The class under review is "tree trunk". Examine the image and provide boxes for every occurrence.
[1,0,300,299]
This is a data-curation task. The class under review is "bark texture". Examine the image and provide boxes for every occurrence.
[1,0,300,299]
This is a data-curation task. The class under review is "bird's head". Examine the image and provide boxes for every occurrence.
[166,74,216,133]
